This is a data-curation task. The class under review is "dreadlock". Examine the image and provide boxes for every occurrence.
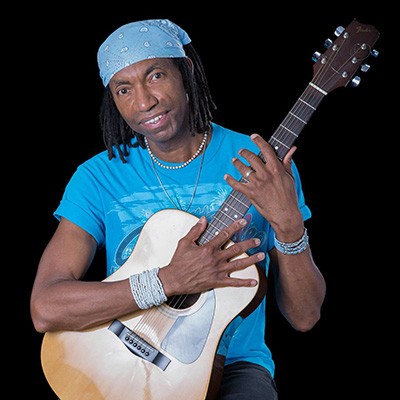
[99,43,216,163]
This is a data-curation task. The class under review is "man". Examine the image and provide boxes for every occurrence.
[31,19,326,399]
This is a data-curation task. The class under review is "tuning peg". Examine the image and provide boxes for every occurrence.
[312,51,322,62]
[370,49,379,58]
[361,64,370,73]
[324,38,333,49]
[334,26,345,37]
[350,76,361,87]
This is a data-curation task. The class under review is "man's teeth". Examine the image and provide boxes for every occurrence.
[144,114,163,124]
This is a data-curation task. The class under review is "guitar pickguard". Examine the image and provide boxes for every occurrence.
[161,290,215,364]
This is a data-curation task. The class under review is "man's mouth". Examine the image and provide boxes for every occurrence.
[142,112,168,126]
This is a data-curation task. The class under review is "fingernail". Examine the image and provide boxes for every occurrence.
[239,219,247,226]
[254,238,261,246]
[257,252,265,260]
[251,133,260,140]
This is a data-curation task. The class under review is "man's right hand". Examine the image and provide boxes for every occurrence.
[158,217,265,297]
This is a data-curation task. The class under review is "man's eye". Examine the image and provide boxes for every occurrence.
[117,88,128,96]
[153,72,162,80]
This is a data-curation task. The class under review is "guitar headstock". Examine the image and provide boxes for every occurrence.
[312,19,380,93]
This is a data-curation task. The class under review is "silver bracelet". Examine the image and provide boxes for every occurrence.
[274,228,309,255]
[129,267,168,309]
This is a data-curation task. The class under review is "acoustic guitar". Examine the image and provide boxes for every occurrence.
[41,19,380,399]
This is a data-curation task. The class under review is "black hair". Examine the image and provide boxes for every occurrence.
[99,42,216,163]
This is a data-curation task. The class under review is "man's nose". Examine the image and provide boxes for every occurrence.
[136,86,158,112]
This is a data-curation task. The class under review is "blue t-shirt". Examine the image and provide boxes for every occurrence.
[54,123,311,376]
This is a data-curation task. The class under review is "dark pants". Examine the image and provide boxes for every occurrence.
[217,361,278,400]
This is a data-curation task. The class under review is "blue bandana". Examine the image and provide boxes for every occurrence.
[97,19,191,87]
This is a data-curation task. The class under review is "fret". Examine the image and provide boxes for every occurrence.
[270,136,290,150]
[208,221,223,236]
[220,209,239,222]
[289,112,307,125]
[212,214,230,229]
[270,87,325,160]
[279,124,298,137]
[299,98,316,110]
[228,192,251,209]
[197,190,252,246]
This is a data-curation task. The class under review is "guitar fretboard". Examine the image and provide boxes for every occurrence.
[197,83,326,246]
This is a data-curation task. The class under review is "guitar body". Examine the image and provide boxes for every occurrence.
[41,209,260,400]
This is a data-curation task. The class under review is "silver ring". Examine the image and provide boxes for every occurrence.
[244,169,254,179]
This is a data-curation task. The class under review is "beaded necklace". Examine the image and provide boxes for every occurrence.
[145,133,208,211]
[144,133,207,169]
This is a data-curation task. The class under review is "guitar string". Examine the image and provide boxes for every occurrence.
[132,36,361,341]
[272,56,334,150]
[272,37,346,149]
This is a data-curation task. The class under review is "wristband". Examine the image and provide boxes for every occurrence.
[274,228,309,255]
[129,267,168,309]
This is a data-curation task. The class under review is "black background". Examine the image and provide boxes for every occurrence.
[13,3,393,399]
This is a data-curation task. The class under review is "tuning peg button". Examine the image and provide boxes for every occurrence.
[371,49,379,58]
[350,76,361,87]
[361,64,370,72]
[334,26,345,37]
[324,38,333,49]
[312,51,322,62]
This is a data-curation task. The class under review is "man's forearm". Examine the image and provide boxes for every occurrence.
[269,246,326,332]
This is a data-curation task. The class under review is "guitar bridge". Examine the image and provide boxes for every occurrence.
[108,319,171,371]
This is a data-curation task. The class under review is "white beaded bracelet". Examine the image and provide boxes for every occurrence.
[274,228,309,255]
[129,267,168,309]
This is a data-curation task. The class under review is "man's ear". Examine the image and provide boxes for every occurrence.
[186,57,194,74]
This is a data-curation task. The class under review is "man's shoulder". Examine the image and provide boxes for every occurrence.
[212,123,258,152]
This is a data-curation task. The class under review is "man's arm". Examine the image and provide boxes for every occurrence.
[269,246,325,331]
[224,134,326,331]
[31,216,263,333]
[30,217,138,333]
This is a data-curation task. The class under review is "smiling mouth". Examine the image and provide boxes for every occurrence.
[142,112,167,126]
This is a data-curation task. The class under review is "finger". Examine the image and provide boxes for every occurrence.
[185,216,208,243]
[282,146,297,174]
[236,149,265,172]
[250,133,281,166]
[226,251,265,272]
[224,173,244,192]
[232,157,257,179]
[223,237,261,259]
[219,252,265,288]
[210,218,248,248]
[218,276,258,288]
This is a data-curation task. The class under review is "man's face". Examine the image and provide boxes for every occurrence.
[109,58,189,145]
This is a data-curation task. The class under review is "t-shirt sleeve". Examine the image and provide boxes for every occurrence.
[266,161,311,251]
[54,164,106,248]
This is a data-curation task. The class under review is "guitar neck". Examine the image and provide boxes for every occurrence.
[268,83,326,161]
[197,83,326,246]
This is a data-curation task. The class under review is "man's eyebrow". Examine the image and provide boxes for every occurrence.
[110,61,167,88]
[144,62,165,76]
[110,79,131,87]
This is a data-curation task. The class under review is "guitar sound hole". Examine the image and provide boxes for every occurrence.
[166,293,201,309]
